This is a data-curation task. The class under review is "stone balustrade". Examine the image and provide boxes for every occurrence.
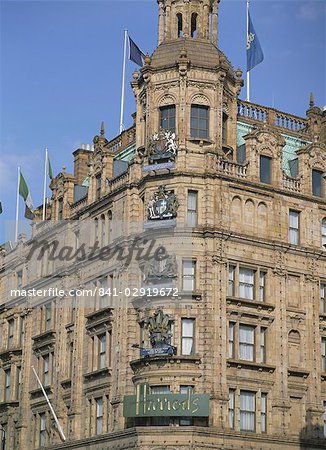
[237,100,308,136]
[108,171,129,193]
[217,158,248,178]
[282,171,302,192]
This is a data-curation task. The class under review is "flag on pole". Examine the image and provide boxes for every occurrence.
[128,35,145,66]
[47,150,53,179]
[19,171,35,219]
[247,11,264,72]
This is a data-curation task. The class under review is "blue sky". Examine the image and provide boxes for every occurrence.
[0,0,325,243]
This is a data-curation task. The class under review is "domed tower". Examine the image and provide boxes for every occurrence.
[132,0,243,166]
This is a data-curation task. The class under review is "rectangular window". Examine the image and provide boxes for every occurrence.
[289,210,299,245]
[45,304,52,331]
[240,391,255,431]
[16,366,22,398]
[187,190,198,226]
[98,334,106,369]
[312,169,323,197]
[228,323,235,358]
[181,319,195,355]
[260,328,267,363]
[4,369,11,401]
[259,271,266,302]
[322,219,326,250]
[261,393,267,433]
[190,105,209,139]
[159,105,176,133]
[228,265,235,296]
[58,197,63,220]
[17,270,23,288]
[8,319,14,348]
[43,355,49,386]
[99,277,108,309]
[179,386,194,425]
[2,423,7,450]
[321,284,326,315]
[239,325,255,361]
[236,143,246,164]
[96,175,101,200]
[260,155,272,184]
[182,260,196,291]
[95,398,104,435]
[19,316,25,347]
[239,268,254,300]
[322,338,326,372]
[222,113,228,145]
[39,413,46,447]
[324,401,326,437]
[228,389,235,429]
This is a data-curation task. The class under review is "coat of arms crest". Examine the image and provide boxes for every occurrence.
[147,130,177,164]
[147,185,179,220]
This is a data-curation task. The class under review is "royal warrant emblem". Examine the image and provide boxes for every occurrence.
[147,185,179,220]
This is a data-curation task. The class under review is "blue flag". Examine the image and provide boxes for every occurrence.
[247,12,264,72]
[129,36,145,66]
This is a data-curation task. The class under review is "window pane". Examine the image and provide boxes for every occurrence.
[239,268,254,299]
[239,325,255,361]
[240,391,255,431]
[182,319,194,355]
[312,169,323,197]
[260,156,271,184]
[191,105,209,138]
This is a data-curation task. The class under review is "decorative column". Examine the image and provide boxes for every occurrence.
[158,0,165,44]
[212,0,219,46]
[165,0,171,40]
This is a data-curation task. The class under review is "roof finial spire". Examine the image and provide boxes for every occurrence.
[309,92,314,108]
[100,121,105,136]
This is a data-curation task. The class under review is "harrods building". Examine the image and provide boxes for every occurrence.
[1,1,326,449]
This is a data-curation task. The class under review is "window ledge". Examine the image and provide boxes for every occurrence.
[226,296,275,311]
[0,346,22,359]
[188,136,213,145]
[227,358,276,373]
[30,385,52,399]
[288,367,310,378]
[0,400,19,412]
[32,330,56,342]
[61,378,72,388]
[83,367,111,380]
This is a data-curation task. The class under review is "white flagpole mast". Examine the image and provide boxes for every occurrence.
[246,0,250,102]
[32,366,66,442]
[119,29,128,134]
[42,148,48,221]
[15,166,20,242]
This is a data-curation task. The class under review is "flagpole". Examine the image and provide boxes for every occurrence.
[119,29,128,134]
[15,166,20,242]
[246,0,250,102]
[42,148,48,221]
[32,366,66,441]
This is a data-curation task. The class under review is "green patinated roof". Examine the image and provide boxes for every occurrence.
[237,121,310,176]
[114,142,136,162]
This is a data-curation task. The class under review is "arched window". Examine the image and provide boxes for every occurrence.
[222,112,228,145]
[108,210,113,243]
[101,214,106,245]
[177,13,183,38]
[94,218,99,241]
[191,13,197,38]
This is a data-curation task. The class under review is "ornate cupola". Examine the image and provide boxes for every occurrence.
[157,0,220,44]
[131,0,243,168]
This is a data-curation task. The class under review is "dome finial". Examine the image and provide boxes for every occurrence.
[309,92,314,108]
[100,121,105,136]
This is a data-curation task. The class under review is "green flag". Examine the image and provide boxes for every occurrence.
[47,150,53,179]
[19,171,35,219]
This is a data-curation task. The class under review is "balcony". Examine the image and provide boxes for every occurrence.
[282,171,302,193]
[216,158,248,179]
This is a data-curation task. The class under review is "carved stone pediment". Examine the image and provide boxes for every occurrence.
[245,126,285,158]
[296,142,326,171]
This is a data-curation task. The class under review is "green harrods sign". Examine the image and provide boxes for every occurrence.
[123,384,210,418]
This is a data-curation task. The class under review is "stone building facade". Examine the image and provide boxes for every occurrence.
[1,0,326,449]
